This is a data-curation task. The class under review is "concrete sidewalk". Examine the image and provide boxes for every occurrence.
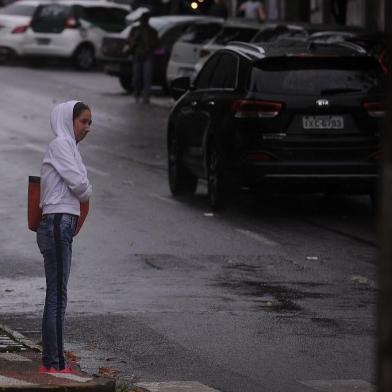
[0,324,115,392]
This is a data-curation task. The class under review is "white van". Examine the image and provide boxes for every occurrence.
[22,0,130,69]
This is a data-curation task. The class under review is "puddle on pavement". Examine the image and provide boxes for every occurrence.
[0,278,45,313]
[215,261,332,313]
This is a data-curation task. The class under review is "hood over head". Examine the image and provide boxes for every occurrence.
[50,100,79,141]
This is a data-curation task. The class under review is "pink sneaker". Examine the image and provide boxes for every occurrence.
[58,366,77,374]
[39,365,57,374]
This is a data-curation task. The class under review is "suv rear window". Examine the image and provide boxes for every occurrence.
[0,4,36,16]
[179,22,222,44]
[249,57,385,96]
[31,4,70,33]
[79,6,127,32]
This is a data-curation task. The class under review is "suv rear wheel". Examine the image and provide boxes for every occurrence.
[73,45,95,70]
[168,132,198,196]
[207,143,226,211]
[119,74,134,93]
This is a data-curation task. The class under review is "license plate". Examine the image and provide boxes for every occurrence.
[302,115,344,129]
[37,38,51,45]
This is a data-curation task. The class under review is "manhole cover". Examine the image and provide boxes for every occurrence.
[0,332,26,353]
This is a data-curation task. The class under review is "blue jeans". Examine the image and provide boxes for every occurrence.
[132,55,153,101]
[36,213,78,370]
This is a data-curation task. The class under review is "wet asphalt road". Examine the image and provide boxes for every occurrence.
[0,64,378,392]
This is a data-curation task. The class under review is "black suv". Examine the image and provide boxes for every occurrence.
[167,42,386,210]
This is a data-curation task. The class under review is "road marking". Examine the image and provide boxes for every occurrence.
[0,353,31,362]
[24,143,46,154]
[151,194,181,205]
[236,229,278,247]
[49,373,93,383]
[0,375,35,386]
[135,381,221,392]
[299,379,375,392]
[85,165,109,177]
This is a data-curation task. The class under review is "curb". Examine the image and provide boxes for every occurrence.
[0,324,115,392]
[0,379,115,392]
[0,324,41,352]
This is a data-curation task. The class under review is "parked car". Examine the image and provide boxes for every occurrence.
[192,19,265,75]
[166,17,223,83]
[22,0,129,70]
[167,42,386,210]
[0,0,49,62]
[101,15,217,92]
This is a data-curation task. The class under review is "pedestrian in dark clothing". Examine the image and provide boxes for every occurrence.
[127,12,159,104]
[37,101,92,374]
[209,0,228,18]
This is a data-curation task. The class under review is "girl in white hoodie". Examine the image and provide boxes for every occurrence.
[37,101,92,374]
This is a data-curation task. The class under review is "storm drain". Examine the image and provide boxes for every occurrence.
[0,331,26,353]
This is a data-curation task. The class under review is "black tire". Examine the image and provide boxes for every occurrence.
[119,74,134,93]
[27,57,43,68]
[73,45,95,70]
[168,132,198,196]
[207,143,226,211]
[369,189,379,214]
[0,49,12,64]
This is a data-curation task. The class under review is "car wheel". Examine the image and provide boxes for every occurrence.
[168,132,198,196]
[369,189,379,214]
[207,143,226,211]
[73,45,95,70]
[119,74,134,93]
[0,48,12,63]
[27,57,43,68]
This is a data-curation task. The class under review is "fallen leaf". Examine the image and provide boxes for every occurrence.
[99,367,119,378]
[65,350,80,363]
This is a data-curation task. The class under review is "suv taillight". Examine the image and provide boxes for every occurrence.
[65,16,78,29]
[12,25,28,34]
[232,100,283,118]
[379,50,389,75]
[363,101,386,118]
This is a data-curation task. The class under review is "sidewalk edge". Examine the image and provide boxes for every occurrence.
[0,324,41,352]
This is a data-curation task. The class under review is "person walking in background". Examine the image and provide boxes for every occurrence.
[238,0,266,21]
[127,12,159,104]
[37,101,92,374]
[208,0,228,18]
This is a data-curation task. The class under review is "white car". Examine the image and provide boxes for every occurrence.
[171,19,263,82]
[0,0,50,62]
[166,17,223,84]
[22,0,130,69]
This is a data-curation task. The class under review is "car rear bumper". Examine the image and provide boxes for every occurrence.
[233,161,380,191]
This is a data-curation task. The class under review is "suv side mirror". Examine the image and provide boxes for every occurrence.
[170,77,192,100]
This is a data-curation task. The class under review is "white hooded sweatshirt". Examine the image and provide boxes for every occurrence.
[40,100,92,216]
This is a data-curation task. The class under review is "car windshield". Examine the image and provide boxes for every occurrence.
[212,26,258,45]
[0,4,36,16]
[30,4,70,33]
[249,57,385,96]
[179,22,222,44]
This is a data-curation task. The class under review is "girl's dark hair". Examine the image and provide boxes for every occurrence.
[73,102,90,120]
